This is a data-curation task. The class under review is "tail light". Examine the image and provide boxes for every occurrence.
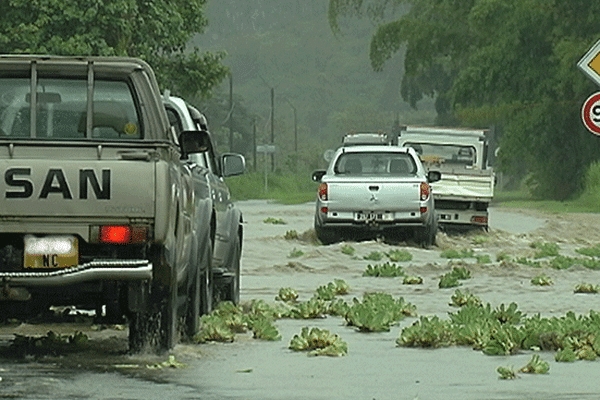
[96,225,149,244]
[318,183,328,201]
[420,182,430,201]
[471,216,488,225]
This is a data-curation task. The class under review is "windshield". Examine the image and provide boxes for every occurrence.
[405,143,476,167]
[0,78,141,140]
[334,152,417,176]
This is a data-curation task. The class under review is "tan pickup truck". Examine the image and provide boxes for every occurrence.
[0,55,245,351]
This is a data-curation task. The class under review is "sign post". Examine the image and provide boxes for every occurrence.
[256,145,276,193]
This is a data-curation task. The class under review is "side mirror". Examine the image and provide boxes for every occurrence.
[312,170,326,182]
[427,170,442,183]
[179,130,210,156]
[222,153,246,177]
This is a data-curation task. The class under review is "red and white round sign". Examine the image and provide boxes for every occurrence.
[582,92,600,136]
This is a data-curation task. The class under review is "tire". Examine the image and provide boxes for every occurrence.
[184,262,201,340]
[224,233,241,304]
[200,239,213,315]
[128,247,177,353]
[128,311,148,353]
[314,216,339,245]
[159,282,178,350]
[128,283,176,353]
[184,232,213,339]
[414,212,437,248]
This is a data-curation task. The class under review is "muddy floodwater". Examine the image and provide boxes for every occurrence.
[2,200,600,399]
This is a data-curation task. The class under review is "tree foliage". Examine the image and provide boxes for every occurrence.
[329,0,600,199]
[0,0,228,98]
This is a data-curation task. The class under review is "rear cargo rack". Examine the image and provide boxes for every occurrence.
[27,60,96,139]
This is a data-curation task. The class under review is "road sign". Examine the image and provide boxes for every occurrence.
[256,144,276,154]
[578,39,600,86]
[581,92,600,135]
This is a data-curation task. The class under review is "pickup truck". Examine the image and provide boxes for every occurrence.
[312,141,441,246]
[163,93,245,308]
[0,55,245,352]
[396,126,494,229]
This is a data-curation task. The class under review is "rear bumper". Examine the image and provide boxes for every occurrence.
[0,259,152,287]
[316,211,429,232]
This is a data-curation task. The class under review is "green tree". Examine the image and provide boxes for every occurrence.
[329,0,600,199]
[0,0,228,98]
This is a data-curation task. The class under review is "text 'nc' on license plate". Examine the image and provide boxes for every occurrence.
[24,235,79,269]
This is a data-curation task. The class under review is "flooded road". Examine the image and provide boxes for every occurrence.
[3,201,600,399]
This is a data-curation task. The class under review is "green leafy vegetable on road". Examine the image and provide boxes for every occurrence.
[387,249,413,262]
[363,251,385,261]
[263,217,286,225]
[363,262,405,277]
[497,366,518,380]
[449,289,482,308]
[340,244,355,256]
[276,287,299,302]
[289,327,348,356]
[574,283,599,294]
[531,274,553,286]
[345,293,416,332]
[519,354,549,374]
[403,275,423,285]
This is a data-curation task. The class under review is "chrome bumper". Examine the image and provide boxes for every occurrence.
[0,259,152,287]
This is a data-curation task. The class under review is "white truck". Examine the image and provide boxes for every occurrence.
[395,126,495,229]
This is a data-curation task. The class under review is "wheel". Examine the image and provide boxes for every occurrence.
[184,232,213,339]
[128,311,148,353]
[224,233,241,304]
[185,263,201,340]
[128,284,176,353]
[200,239,213,315]
[314,216,339,245]
[128,247,177,353]
[159,282,177,350]
[414,212,437,248]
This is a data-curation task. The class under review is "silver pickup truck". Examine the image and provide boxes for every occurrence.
[163,93,244,308]
[0,55,245,352]
[312,141,441,247]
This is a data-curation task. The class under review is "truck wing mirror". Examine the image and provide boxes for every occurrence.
[179,130,210,156]
[312,170,326,182]
[221,153,246,177]
[427,170,442,183]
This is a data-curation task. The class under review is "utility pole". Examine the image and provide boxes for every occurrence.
[253,118,257,171]
[270,87,275,171]
[285,99,297,152]
[229,73,234,152]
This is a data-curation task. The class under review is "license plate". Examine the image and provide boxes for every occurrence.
[24,235,79,269]
[356,212,391,221]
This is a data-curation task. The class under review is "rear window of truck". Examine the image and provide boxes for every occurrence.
[0,78,141,140]
[334,152,417,176]
[405,142,476,166]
